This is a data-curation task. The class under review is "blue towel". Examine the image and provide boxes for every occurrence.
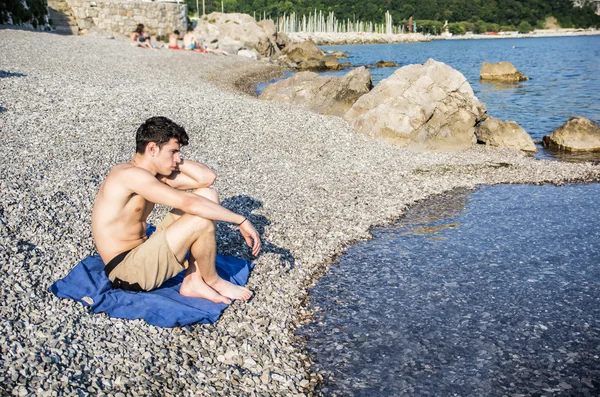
[49,226,254,327]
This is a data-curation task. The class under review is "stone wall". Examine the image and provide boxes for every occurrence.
[66,0,187,37]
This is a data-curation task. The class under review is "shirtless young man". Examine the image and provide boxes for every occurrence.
[168,30,180,49]
[91,117,261,304]
[182,29,200,51]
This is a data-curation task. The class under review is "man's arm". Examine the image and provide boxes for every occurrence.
[127,167,261,255]
[130,167,234,221]
[158,159,216,190]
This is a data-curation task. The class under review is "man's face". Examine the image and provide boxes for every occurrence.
[156,138,182,175]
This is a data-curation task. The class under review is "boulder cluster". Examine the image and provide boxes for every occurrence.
[260,58,600,154]
[260,67,372,117]
[192,13,344,71]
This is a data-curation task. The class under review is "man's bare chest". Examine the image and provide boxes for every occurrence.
[126,194,155,220]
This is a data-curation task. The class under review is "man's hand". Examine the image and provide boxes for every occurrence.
[239,220,261,256]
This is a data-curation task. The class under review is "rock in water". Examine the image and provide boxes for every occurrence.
[542,116,600,152]
[477,116,537,152]
[259,67,372,117]
[323,55,342,70]
[344,59,487,151]
[375,60,399,68]
[283,40,340,71]
[480,61,528,82]
[283,40,324,63]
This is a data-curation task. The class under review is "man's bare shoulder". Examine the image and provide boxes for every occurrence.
[106,162,152,181]
[101,163,154,193]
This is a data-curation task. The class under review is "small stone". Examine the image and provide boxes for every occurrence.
[243,358,257,368]
[260,371,270,384]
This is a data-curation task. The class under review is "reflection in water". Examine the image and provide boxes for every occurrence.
[300,184,600,397]
[478,81,527,92]
[543,148,600,163]
[410,222,461,235]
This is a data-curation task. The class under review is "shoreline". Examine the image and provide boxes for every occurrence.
[1,28,599,396]
[288,29,600,45]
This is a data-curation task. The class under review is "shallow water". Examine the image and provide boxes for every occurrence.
[299,183,600,396]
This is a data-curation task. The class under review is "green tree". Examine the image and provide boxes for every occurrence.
[0,0,46,27]
[518,20,532,32]
[486,22,500,32]
[448,21,465,34]
[474,19,487,33]
[219,0,600,30]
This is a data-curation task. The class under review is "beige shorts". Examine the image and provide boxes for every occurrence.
[108,213,189,291]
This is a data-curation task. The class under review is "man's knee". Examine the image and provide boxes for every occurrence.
[190,215,215,235]
[194,187,219,203]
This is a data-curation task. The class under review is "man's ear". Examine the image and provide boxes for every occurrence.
[146,142,158,156]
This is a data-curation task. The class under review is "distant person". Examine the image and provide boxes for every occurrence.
[92,116,261,302]
[182,29,229,55]
[130,24,156,50]
[183,29,200,51]
[168,30,181,50]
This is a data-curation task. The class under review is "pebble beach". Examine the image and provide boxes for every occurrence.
[1,27,599,396]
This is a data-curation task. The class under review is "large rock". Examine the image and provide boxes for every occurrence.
[282,40,340,71]
[259,67,372,117]
[476,116,537,152]
[480,62,528,82]
[194,13,282,57]
[237,49,260,60]
[542,116,600,152]
[282,40,324,63]
[344,59,487,151]
[218,36,244,54]
[297,59,326,71]
[324,55,342,70]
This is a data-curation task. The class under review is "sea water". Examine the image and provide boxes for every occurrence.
[299,184,600,396]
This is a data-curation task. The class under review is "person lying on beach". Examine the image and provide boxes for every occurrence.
[91,116,261,303]
[182,29,229,55]
[130,24,156,50]
[168,30,181,50]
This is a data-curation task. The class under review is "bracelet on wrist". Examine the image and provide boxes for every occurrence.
[239,217,247,226]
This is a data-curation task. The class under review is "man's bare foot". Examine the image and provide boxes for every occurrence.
[180,275,231,304]
[206,278,253,301]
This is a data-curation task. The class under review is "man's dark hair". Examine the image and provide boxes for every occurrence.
[135,116,189,154]
[173,30,180,35]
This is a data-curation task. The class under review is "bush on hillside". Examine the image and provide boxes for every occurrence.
[448,21,475,35]
[486,22,500,32]
[0,0,46,27]
[474,20,487,33]
[518,20,533,33]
